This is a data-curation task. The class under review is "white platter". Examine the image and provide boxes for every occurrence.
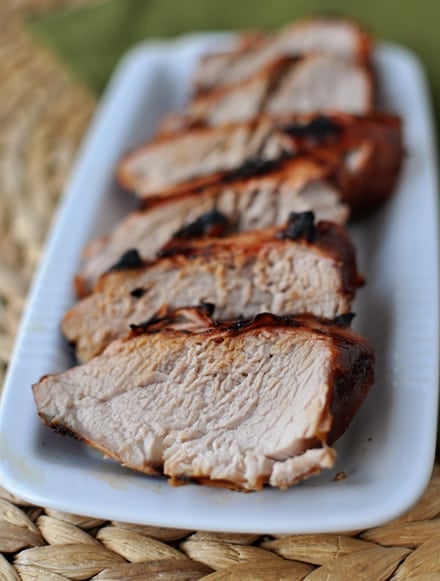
[0,33,438,534]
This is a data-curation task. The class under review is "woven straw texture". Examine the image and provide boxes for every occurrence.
[1,1,440,579]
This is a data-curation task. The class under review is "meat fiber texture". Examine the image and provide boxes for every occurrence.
[76,157,349,296]
[63,217,362,363]
[159,53,373,135]
[117,113,403,215]
[34,309,375,491]
[193,17,372,93]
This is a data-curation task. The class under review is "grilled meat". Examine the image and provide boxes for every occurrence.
[35,307,375,491]
[64,216,362,362]
[194,17,372,93]
[117,113,403,215]
[160,54,373,134]
[77,156,348,296]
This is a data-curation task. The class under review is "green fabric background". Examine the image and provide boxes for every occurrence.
[28,0,440,130]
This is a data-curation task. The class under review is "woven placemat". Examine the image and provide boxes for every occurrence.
[1,2,440,579]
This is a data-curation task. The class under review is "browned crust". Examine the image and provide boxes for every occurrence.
[327,343,375,444]
[277,112,403,215]
[276,111,402,152]
[74,274,90,299]
[126,306,370,345]
[344,117,404,214]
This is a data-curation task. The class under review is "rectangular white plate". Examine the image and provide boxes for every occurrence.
[0,33,438,534]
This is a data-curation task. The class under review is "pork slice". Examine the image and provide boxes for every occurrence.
[193,17,372,92]
[64,217,362,362]
[275,17,372,61]
[159,55,372,135]
[35,309,375,491]
[117,113,403,212]
[159,69,271,134]
[117,118,282,198]
[265,54,372,116]
[77,157,349,296]
[193,38,279,97]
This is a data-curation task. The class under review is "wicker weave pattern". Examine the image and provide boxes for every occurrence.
[1,468,440,579]
[0,0,94,388]
[1,1,440,578]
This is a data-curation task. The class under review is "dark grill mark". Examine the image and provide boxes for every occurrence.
[130,287,146,299]
[199,301,215,316]
[51,422,82,441]
[157,210,230,258]
[221,152,292,183]
[223,312,301,333]
[130,303,215,334]
[277,211,316,242]
[108,249,143,272]
[281,116,340,143]
[172,210,230,240]
[334,313,356,327]
[130,316,165,333]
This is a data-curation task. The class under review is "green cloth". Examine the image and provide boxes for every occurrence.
[28,0,440,127]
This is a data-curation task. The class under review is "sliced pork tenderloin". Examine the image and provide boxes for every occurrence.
[35,307,375,491]
[117,113,403,215]
[160,54,372,135]
[63,214,362,362]
[193,17,372,93]
[117,117,279,198]
[76,156,349,296]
